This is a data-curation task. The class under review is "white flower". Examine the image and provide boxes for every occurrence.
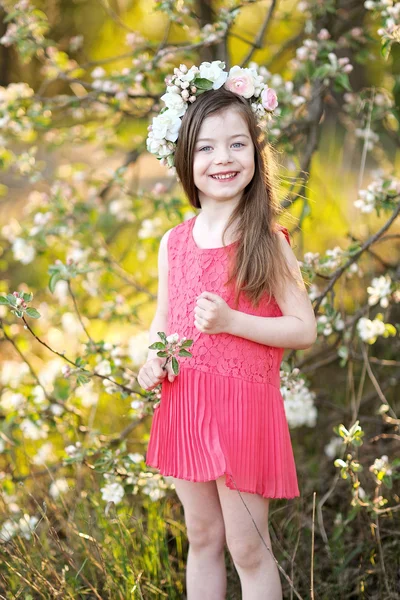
[128,331,150,366]
[12,238,36,264]
[324,437,344,459]
[0,391,25,413]
[178,65,199,83]
[198,61,228,90]
[357,317,386,343]
[32,442,55,465]
[128,452,144,464]
[166,333,179,344]
[367,275,391,308]
[94,359,112,376]
[18,514,39,540]
[49,478,69,499]
[91,67,106,79]
[150,109,182,143]
[65,444,79,456]
[74,382,99,408]
[0,519,19,543]
[0,360,29,388]
[358,486,366,500]
[296,46,309,61]
[131,399,144,410]
[160,91,187,116]
[369,454,392,478]
[20,419,48,440]
[280,372,317,428]
[100,482,125,504]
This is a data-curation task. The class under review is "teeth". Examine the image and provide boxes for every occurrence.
[212,173,237,180]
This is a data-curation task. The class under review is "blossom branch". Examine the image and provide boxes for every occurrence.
[240,0,278,67]
[313,202,400,313]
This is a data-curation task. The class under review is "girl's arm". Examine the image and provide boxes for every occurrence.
[146,228,172,361]
[226,232,317,350]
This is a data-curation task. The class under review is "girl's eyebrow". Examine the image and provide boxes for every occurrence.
[196,134,250,142]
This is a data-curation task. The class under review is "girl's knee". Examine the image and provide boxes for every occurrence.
[185,516,226,553]
[227,534,273,570]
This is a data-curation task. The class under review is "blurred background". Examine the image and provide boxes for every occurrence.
[0,1,399,598]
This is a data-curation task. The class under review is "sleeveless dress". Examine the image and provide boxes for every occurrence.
[145,215,300,499]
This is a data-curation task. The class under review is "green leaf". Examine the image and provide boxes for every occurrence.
[49,273,61,293]
[312,64,333,80]
[156,350,168,357]
[178,348,192,357]
[181,339,193,347]
[6,294,17,307]
[148,342,165,350]
[334,73,352,92]
[0,296,8,305]
[157,331,167,344]
[193,78,214,90]
[22,292,33,302]
[382,475,392,489]
[77,374,91,385]
[25,307,41,319]
[171,356,179,375]
[381,39,392,60]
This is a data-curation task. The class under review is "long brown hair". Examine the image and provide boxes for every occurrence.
[174,86,296,310]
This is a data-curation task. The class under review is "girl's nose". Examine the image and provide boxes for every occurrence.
[215,149,232,164]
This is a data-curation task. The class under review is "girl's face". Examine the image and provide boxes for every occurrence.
[193,107,255,206]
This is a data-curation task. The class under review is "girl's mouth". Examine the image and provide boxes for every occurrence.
[210,172,239,181]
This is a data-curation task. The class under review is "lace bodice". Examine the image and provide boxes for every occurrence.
[166,215,289,386]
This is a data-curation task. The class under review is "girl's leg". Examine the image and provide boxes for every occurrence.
[215,476,282,600]
[171,477,227,600]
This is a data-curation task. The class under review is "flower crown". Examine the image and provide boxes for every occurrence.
[146,60,278,169]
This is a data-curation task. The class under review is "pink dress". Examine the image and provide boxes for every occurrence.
[145,215,300,499]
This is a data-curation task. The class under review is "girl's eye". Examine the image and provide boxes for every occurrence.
[198,142,244,152]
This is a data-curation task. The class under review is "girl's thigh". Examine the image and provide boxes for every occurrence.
[170,477,226,548]
[215,476,271,555]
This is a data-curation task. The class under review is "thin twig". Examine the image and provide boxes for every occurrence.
[240,0,278,66]
[229,474,304,600]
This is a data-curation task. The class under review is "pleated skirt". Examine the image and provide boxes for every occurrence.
[145,366,300,499]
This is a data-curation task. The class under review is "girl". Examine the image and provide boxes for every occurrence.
[138,63,317,600]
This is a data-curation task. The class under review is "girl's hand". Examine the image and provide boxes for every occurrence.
[194,291,233,335]
[137,357,176,391]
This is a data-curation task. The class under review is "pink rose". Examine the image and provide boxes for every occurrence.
[224,66,255,99]
[261,87,278,111]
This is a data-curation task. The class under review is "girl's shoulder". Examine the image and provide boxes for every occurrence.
[274,224,291,246]
[163,215,195,248]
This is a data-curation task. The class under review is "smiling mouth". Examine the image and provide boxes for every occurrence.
[210,172,239,181]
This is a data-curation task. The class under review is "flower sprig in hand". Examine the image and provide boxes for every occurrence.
[137,332,193,410]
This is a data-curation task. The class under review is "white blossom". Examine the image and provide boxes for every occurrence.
[160,91,187,116]
[367,275,391,307]
[280,371,317,428]
[12,238,36,264]
[20,419,48,440]
[100,481,125,504]
[357,317,386,343]
[198,61,228,89]
[18,514,39,540]
[49,478,69,499]
[128,331,150,366]
[324,437,344,459]
[32,442,55,465]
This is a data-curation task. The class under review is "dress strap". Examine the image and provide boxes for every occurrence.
[275,224,291,246]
